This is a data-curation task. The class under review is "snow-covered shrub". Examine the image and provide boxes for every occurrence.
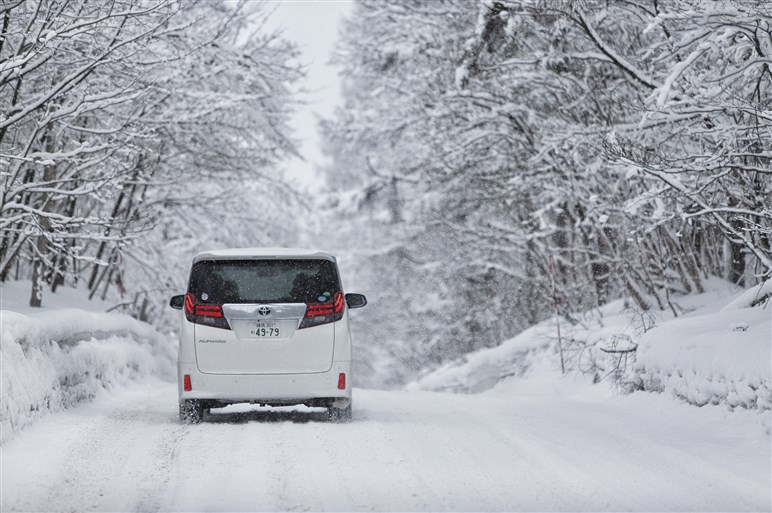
[634,283,771,410]
[411,281,770,411]
[0,310,175,444]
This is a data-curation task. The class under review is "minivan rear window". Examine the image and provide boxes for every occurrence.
[188,259,341,304]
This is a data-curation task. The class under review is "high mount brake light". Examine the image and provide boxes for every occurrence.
[299,291,344,329]
[184,292,230,330]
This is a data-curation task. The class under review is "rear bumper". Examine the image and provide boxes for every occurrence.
[177,361,351,405]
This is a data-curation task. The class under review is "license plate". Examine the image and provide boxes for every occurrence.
[250,321,281,338]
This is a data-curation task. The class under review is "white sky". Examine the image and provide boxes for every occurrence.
[263,0,355,190]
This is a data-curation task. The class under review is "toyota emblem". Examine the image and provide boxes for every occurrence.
[257,306,271,316]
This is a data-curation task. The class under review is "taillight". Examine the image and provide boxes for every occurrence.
[298,291,344,329]
[183,374,192,391]
[338,373,346,390]
[184,292,231,330]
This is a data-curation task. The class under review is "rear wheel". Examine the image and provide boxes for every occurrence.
[179,399,204,423]
[327,402,352,423]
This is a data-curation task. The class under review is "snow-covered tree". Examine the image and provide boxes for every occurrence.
[0,0,303,316]
[320,0,771,385]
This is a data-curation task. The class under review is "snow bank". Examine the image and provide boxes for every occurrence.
[1,309,176,444]
[408,297,641,394]
[635,294,771,410]
[0,280,115,314]
[721,280,772,310]
[406,322,554,394]
[410,280,771,410]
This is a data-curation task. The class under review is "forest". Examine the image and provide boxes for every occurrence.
[0,0,303,315]
[2,0,770,386]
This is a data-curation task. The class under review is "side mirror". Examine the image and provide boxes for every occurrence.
[169,294,185,310]
[345,293,367,309]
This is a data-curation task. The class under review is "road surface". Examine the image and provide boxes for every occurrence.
[1,382,769,512]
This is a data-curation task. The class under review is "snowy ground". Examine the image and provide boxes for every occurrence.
[1,380,769,512]
[2,279,770,511]
[0,280,115,314]
[411,278,771,410]
[1,283,175,444]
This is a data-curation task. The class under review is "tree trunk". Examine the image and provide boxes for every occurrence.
[50,196,77,293]
[725,235,746,286]
[30,255,44,307]
[87,155,143,293]
[29,216,51,307]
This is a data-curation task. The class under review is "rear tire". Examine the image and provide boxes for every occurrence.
[327,402,352,423]
[179,399,204,423]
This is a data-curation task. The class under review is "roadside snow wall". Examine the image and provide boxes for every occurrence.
[406,321,556,394]
[407,295,646,394]
[411,281,771,411]
[634,282,771,410]
[1,309,176,444]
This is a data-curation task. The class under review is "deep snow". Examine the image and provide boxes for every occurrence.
[1,279,770,511]
[411,277,771,410]
[1,382,769,512]
[1,281,175,444]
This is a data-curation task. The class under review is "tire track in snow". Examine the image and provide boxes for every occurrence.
[134,419,183,512]
[37,387,180,512]
[256,422,320,512]
[350,391,478,511]
[355,389,561,511]
[2,383,769,512]
[505,394,770,511]
[163,408,328,511]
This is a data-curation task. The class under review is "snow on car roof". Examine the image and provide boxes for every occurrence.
[192,247,336,263]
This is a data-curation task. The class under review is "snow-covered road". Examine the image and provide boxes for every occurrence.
[2,382,769,512]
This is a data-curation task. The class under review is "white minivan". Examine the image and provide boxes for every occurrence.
[169,248,366,423]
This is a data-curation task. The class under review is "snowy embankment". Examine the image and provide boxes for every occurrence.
[636,281,772,409]
[411,279,771,410]
[1,305,175,444]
